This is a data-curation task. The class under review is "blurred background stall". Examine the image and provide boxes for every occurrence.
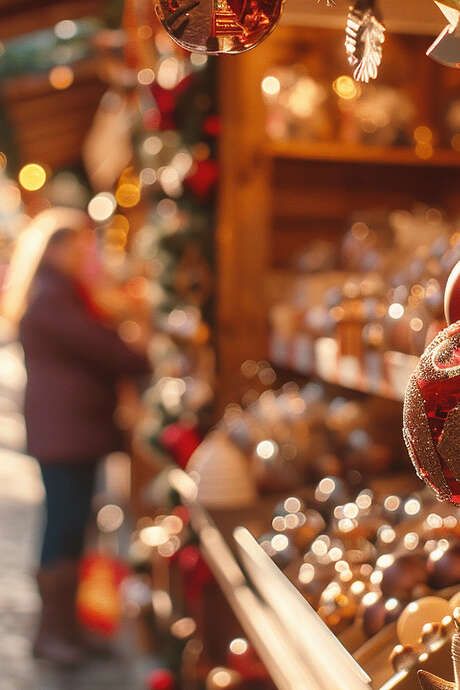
[1,1,460,689]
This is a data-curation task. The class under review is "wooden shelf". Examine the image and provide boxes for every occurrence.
[264,140,460,168]
[270,333,419,402]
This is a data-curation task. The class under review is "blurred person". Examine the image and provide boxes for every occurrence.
[6,209,151,665]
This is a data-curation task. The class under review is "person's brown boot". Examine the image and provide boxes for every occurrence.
[33,561,86,666]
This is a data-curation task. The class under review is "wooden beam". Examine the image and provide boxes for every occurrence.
[284,0,445,35]
[0,0,106,39]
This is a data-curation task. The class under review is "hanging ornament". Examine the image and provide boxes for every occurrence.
[403,320,460,504]
[345,0,385,83]
[154,0,285,55]
[417,609,460,689]
[427,1,460,69]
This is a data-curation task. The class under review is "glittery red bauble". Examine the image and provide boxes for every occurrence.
[403,322,460,504]
[146,669,176,690]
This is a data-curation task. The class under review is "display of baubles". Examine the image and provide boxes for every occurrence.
[186,431,257,508]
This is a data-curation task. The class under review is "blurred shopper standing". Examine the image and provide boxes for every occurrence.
[7,209,150,665]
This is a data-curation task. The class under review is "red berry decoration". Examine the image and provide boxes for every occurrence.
[403,321,460,504]
[146,669,176,690]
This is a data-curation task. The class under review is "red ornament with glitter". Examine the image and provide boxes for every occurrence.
[403,321,460,504]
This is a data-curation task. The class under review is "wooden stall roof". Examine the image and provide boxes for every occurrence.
[0,0,108,170]
[0,0,107,39]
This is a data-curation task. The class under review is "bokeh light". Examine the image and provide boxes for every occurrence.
[97,504,124,533]
[88,192,117,222]
[49,65,74,90]
[137,68,155,85]
[261,75,280,97]
[116,183,141,208]
[333,75,359,100]
[18,164,47,191]
[54,19,78,40]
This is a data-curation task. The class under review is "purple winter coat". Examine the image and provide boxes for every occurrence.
[19,263,150,464]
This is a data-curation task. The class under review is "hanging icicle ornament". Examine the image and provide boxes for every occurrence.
[345,0,385,83]
[427,1,460,69]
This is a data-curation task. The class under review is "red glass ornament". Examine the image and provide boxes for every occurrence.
[403,321,460,504]
[154,0,285,55]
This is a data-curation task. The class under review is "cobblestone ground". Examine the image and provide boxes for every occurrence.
[0,338,146,690]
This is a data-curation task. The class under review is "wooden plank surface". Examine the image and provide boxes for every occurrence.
[284,0,446,35]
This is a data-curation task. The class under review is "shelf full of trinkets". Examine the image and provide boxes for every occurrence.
[126,369,460,689]
[268,205,460,401]
[126,210,460,688]
[216,23,460,406]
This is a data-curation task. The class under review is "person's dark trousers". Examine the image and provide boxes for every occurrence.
[39,461,98,567]
[34,460,98,665]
